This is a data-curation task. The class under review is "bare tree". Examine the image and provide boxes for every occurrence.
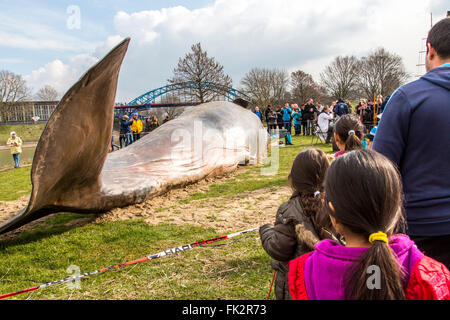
[143,107,184,124]
[240,68,289,110]
[320,56,360,100]
[290,70,322,104]
[357,48,409,100]
[162,106,185,120]
[157,93,185,119]
[313,85,333,105]
[0,70,31,123]
[36,85,59,101]
[169,43,232,103]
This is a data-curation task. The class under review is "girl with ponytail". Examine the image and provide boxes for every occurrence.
[259,148,340,300]
[333,114,365,158]
[288,149,450,300]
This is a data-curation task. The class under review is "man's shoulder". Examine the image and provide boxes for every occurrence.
[387,77,441,110]
[394,76,436,97]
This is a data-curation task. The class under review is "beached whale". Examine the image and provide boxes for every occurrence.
[0,38,267,235]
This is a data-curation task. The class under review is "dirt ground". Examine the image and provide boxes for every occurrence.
[95,167,291,232]
[95,183,291,233]
[0,196,29,226]
[0,168,292,238]
[0,196,63,240]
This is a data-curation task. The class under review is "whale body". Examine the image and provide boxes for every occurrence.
[0,38,267,235]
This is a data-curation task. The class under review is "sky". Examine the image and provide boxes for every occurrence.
[0,0,448,103]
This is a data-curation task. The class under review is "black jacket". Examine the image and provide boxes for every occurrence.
[357,105,373,123]
[265,108,271,122]
[267,112,277,125]
[259,196,322,300]
[276,110,283,123]
[302,104,317,120]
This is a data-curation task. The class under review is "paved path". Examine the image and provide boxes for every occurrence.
[0,142,37,151]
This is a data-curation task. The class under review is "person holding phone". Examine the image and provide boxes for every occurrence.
[7,131,23,168]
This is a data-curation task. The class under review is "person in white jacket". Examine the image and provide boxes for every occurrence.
[317,106,334,143]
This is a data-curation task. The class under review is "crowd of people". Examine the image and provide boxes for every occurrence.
[259,18,450,300]
[256,96,387,144]
[3,15,448,302]
[115,113,168,149]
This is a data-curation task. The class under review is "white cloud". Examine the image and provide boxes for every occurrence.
[110,0,445,102]
[23,0,447,102]
[93,35,126,58]
[24,54,99,95]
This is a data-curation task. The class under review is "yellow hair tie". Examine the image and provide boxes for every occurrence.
[369,231,388,244]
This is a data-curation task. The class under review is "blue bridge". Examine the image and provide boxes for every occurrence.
[114,81,250,117]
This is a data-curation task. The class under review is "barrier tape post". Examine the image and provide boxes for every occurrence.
[0,227,259,300]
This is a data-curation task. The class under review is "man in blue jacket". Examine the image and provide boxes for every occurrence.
[119,114,133,148]
[379,95,390,114]
[254,106,263,122]
[333,98,349,118]
[373,18,450,268]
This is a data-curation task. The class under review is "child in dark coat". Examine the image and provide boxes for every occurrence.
[259,148,340,300]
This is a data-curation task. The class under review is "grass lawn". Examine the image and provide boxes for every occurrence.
[0,167,32,201]
[0,135,332,300]
[0,124,46,145]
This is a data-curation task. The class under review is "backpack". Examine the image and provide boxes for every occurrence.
[285,133,292,145]
[336,103,348,116]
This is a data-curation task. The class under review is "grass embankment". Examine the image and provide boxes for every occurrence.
[0,124,46,145]
[0,135,332,300]
[0,167,32,201]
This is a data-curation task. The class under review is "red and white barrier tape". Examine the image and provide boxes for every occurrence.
[0,227,259,300]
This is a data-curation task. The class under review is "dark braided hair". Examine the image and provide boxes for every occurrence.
[289,148,332,238]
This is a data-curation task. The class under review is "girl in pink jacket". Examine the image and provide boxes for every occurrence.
[289,149,450,300]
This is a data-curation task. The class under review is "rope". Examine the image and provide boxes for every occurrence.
[0,227,259,300]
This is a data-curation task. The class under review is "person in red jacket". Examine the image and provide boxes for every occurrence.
[289,149,449,300]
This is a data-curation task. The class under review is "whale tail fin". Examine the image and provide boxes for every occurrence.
[0,38,130,235]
